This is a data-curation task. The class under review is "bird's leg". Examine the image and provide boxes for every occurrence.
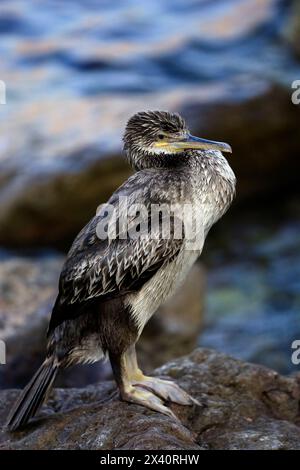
[109,347,178,421]
[124,345,200,407]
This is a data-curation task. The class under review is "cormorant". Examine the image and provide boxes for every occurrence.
[7,110,236,430]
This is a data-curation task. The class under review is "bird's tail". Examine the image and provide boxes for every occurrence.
[6,359,58,432]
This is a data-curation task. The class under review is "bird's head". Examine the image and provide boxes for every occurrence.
[123,110,232,170]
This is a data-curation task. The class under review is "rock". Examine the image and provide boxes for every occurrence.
[2,87,300,250]
[0,252,204,388]
[1,348,300,450]
[1,0,300,248]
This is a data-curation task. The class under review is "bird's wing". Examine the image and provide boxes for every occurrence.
[48,171,185,333]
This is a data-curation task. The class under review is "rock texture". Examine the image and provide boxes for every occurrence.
[1,349,300,450]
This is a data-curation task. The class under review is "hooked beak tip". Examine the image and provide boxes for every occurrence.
[220,142,232,154]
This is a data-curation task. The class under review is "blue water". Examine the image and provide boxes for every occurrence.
[0,0,297,104]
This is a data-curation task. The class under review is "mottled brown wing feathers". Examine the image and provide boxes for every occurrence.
[48,172,184,333]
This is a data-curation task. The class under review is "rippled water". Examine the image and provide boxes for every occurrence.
[0,0,297,104]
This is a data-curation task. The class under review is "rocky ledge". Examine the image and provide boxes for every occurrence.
[1,348,300,450]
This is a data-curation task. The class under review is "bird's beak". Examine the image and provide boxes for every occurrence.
[171,134,232,153]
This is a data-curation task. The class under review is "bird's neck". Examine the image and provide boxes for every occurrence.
[125,146,234,182]
[125,145,196,171]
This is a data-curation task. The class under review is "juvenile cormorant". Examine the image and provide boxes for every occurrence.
[7,110,236,430]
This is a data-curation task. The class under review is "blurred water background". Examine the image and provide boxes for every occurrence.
[0,0,300,388]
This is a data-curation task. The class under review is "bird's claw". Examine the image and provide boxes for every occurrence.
[133,376,200,407]
[121,385,180,422]
[121,376,200,421]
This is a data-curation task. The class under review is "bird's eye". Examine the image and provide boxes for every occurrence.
[158,134,164,140]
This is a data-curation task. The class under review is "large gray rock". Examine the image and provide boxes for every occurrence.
[1,0,300,248]
[1,348,300,450]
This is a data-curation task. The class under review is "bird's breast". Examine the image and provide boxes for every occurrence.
[126,246,199,335]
